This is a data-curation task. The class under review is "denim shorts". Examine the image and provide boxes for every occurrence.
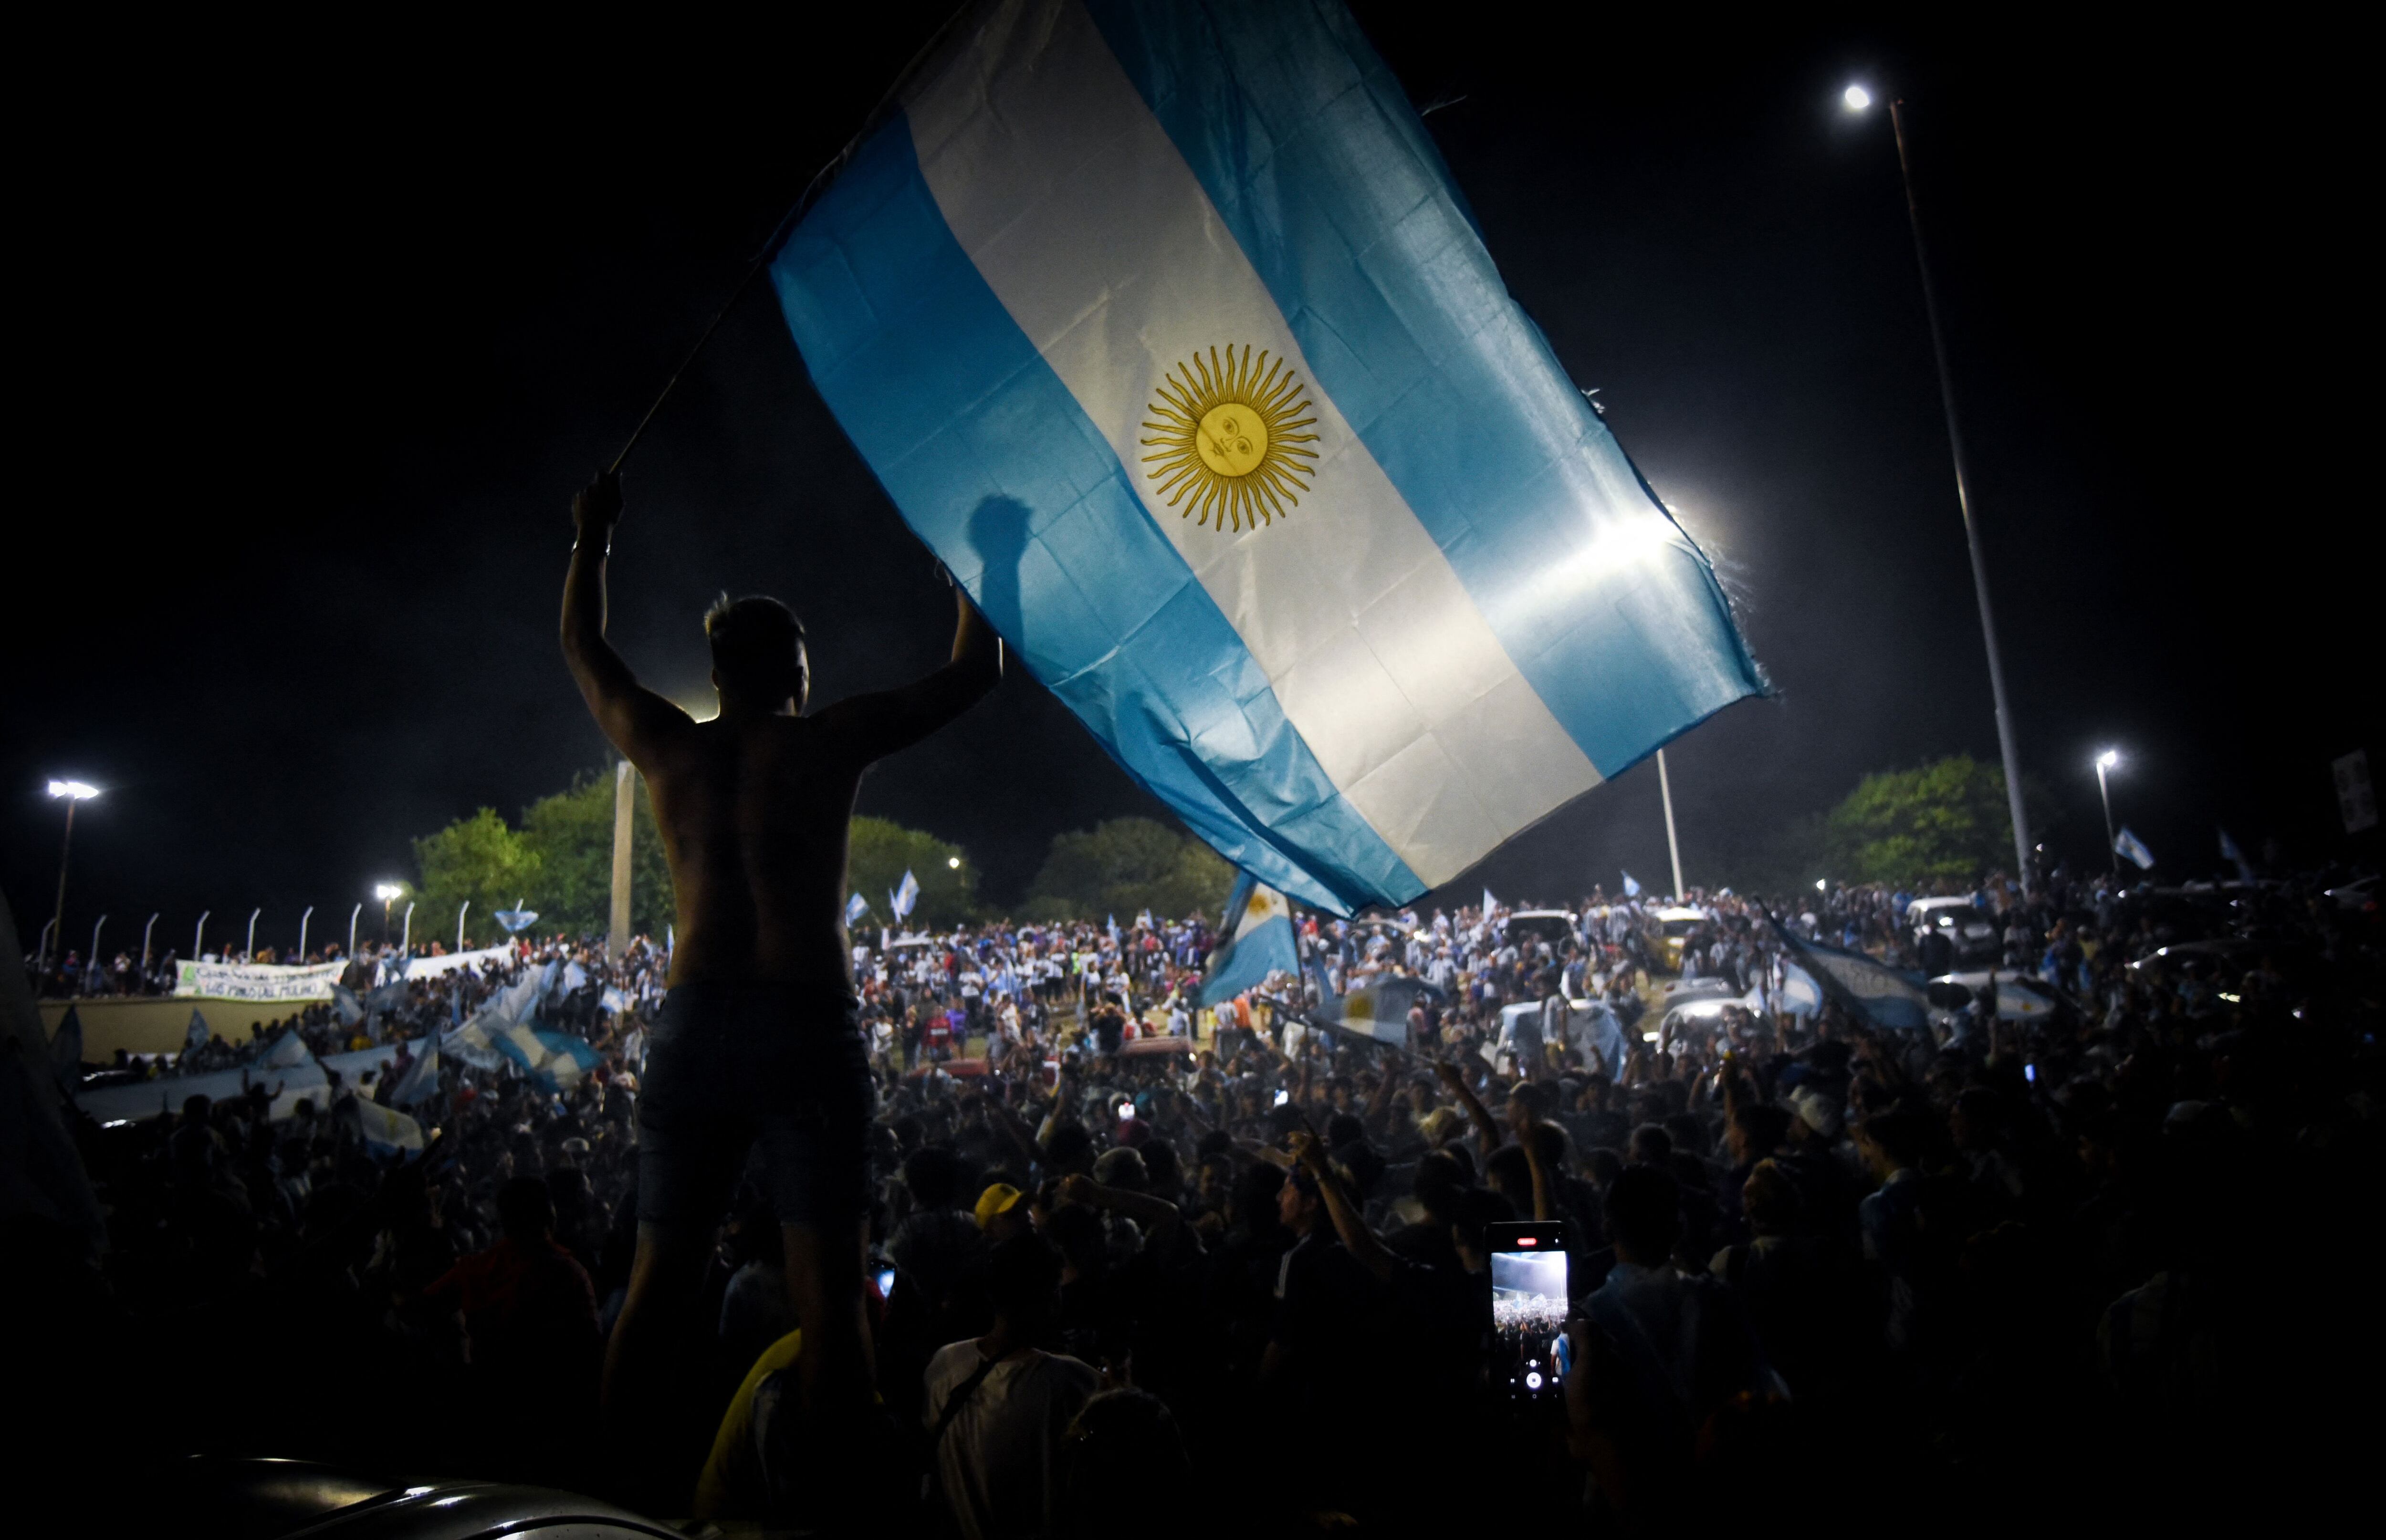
[636,982,877,1230]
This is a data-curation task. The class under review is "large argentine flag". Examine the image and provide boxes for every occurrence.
[773,0,1763,913]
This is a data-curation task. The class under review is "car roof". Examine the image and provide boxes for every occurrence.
[1653,906,1707,921]
[1907,896,1979,913]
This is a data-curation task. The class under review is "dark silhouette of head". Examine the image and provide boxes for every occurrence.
[704,593,808,711]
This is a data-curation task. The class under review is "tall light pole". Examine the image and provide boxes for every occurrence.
[1655,748,1687,900]
[608,759,636,962]
[43,780,101,976]
[194,909,210,961]
[298,905,315,962]
[400,902,415,955]
[141,912,158,972]
[1845,84,2035,893]
[457,900,471,953]
[88,916,107,994]
[244,907,261,962]
[348,902,363,960]
[2094,749,2121,876]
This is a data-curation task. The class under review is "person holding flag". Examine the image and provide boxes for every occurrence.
[561,472,1002,1513]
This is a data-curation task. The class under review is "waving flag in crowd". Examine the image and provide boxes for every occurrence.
[1769,916,1929,1031]
[2114,826,2156,871]
[771,0,1762,915]
[1201,870,1298,1004]
[890,869,921,922]
[845,891,873,928]
[1622,872,1643,898]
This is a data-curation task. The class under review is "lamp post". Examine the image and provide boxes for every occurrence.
[457,900,471,953]
[43,780,101,977]
[194,909,210,961]
[348,902,363,960]
[1843,85,2035,894]
[375,884,402,946]
[245,907,261,963]
[298,905,315,963]
[400,902,414,955]
[141,912,158,973]
[2094,749,2121,876]
[1656,748,1686,901]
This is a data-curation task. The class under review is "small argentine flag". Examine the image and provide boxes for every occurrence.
[1621,872,1643,899]
[2114,826,2156,871]
[890,869,921,921]
[773,0,1762,914]
[845,891,873,929]
[1202,870,1298,1004]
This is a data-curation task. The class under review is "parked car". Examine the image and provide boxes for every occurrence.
[1649,906,1709,968]
[1907,899,2000,966]
[1504,909,1578,947]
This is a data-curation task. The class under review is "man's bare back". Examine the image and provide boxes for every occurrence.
[560,471,1000,989]
[564,471,998,1517]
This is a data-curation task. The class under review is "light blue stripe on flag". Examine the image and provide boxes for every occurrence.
[774,113,1417,913]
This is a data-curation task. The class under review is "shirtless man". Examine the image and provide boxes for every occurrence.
[562,470,999,1505]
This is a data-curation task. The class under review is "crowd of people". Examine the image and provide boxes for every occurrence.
[18,860,2381,1532]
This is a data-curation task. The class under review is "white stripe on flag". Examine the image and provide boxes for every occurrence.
[904,0,1600,886]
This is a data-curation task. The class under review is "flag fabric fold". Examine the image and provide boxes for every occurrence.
[770,0,1762,915]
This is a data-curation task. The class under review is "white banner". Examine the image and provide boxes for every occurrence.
[175,958,347,1002]
[396,942,516,980]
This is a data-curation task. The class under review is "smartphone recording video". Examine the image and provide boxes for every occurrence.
[1488,1221,1570,1402]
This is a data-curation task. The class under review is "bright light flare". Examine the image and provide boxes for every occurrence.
[947,856,962,869]
[48,780,100,800]
[374,883,403,901]
[1843,84,1872,112]
[2096,749,2120,770]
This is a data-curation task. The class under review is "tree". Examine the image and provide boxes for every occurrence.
[517,769,674,938]
[1823,755,2018,888]
[848,817,975,929]
[412,809,543,950]
[1024,817,1234,923]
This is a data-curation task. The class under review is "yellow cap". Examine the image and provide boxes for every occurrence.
[973,1182,1024,1229]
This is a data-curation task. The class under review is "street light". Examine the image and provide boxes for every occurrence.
[2094,749,2122,875]
[947,856,962,869]
[298,905,315,962]
[1842,84,2035,894]
[43,779,100,978]
[375,883,402,945]
[245,907,261,962]
[194,909,210,961]
[88,915,107,995]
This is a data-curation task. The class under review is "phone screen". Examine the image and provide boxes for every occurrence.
[874,1267,897,1300]
[1488,1222,1570,1402]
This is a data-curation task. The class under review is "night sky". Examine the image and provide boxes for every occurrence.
[7,6,2369,956]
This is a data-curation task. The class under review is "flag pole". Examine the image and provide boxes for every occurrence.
[602,2,976,476]
[1889,97,2034,894]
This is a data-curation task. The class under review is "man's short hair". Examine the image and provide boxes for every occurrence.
[704,594,806,698]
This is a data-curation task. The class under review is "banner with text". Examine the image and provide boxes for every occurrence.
[175,958,346,1002]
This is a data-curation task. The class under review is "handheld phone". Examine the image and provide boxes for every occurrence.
[874,1266,898,1300]
[1487,1221,1570,1403]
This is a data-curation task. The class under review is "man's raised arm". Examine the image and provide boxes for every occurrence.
[814,585,1003,761]
[560,472,690,767]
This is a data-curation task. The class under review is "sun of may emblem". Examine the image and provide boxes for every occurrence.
[1140,344,1319,531]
